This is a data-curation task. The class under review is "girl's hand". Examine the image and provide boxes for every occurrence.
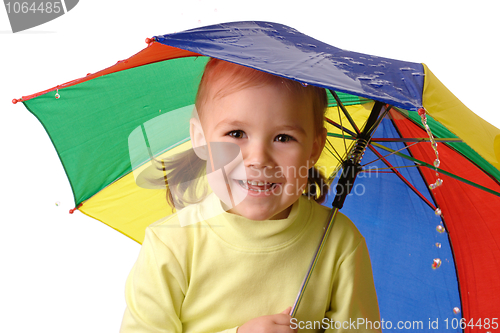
[237,307,297,333]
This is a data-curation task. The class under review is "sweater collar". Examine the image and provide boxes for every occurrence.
[200,193,312,250]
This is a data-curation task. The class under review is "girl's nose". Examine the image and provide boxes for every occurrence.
[244,142,275,169]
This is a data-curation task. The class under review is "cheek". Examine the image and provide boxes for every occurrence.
[277,149,311,169]
[280,159,311,182]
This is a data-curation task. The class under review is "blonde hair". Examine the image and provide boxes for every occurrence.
[161,58,330,209]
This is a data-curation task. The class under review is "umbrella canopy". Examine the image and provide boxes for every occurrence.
[15,21,500,331]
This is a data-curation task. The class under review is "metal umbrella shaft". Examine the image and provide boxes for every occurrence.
[290,100,388,317]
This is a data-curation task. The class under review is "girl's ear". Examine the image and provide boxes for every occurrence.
[310,127,327,165]
[190,117,208,160]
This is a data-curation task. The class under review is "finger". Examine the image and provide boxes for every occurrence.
[272,313,293,326]
[274,323,297,333]
[281,307,292,315]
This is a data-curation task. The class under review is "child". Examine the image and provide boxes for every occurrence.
[120,58,381,332]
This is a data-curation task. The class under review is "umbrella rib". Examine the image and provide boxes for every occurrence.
[328,135,462,143]
[371,142,500,198]
[329,89,360,134]
[324,138,344,163]
[371,137,462,143]
[365,104,392,136]
[368,144,437,210]
[337,104,349,154]
[365,165,420,172]
[327,132,356,140]
[362,141,420,167]
[325,117,357,137]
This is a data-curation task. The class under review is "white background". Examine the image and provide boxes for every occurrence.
[1,1,498,331]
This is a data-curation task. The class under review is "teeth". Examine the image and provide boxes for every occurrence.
[247,180,270,186]
[239,180,276,192]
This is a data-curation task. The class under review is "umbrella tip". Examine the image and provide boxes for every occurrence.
[12,98,20,104]
[69,203,83,214]
[145,37,154,44]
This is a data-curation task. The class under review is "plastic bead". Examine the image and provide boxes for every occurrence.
[435,208,442,216]
[453,307,460,314]
[435,243,441,248]
[417,108,426,116]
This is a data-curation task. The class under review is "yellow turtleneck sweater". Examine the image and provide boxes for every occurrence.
[120,193,381,332]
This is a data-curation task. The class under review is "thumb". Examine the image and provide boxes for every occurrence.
[281,307,292,315]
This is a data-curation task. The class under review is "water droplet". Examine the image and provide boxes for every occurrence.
[351,61,365,66]
[453,307,460,314]
[435,242,441,248]
[400,67,415,71]
[435,208,442,216]
[301,82,308,87]
[55,201,60,206]
[374,71,385,75]
[429,178,443,190]
[55,92,60,99]
[436,225,446,233]
[432,258,442,269]
[381,60,392,64]
[412,72,425,76]
[368,80,391,88]
[307,43,317,48]
[357,75,378,80]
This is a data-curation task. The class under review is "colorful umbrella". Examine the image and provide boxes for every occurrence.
[14,21,500,331]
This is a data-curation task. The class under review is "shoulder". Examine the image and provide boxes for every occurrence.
[143,205,199,256]
[307,198,364,253]
[143,194,218,255]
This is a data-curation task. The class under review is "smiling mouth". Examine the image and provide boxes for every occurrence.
[236,179,278,193]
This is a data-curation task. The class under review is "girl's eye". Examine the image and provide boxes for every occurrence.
[275,134,293,143]
[227,130,245,139]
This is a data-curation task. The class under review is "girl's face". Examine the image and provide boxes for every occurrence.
[191,82,326,221]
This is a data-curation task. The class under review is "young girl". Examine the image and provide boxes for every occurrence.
[120,58,381,332]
